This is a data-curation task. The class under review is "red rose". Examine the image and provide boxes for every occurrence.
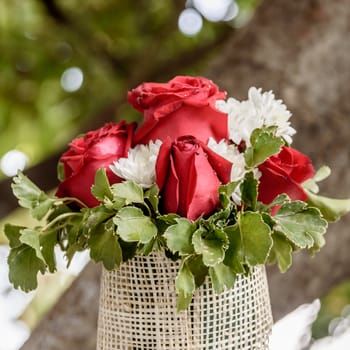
[56,121,136,207]
[128,76,228,144]
[156,136,232,221]
[258,146,315,204]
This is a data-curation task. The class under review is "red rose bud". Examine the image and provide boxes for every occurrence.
[156,136,232,221]
[258,146,315,205]
[128,76,228,145]
[56,121,136,207]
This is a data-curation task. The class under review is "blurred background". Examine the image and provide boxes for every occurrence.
[1,1,349,349]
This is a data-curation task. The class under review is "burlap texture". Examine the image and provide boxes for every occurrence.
[96,253,273,349]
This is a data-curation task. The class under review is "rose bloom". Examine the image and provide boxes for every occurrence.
[56,121,136,207]
[156,136,232,221]
[258,146,315,205]
[128,76,228,145]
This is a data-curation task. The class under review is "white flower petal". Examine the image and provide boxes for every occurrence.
[207,137,239,162]
[218,87,295,146]
[110,140,162,188]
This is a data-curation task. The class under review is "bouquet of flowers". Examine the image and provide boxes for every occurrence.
[5,76,350,311]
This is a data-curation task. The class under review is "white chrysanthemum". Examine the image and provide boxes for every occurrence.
[248,87,296,144]
[207,138,237,162]
[217,98,263,146]
[230,153,247,182]
[110,140,162,188]
[216,87,296,146]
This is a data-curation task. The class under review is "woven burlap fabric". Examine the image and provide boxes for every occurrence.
[96,253,273,350]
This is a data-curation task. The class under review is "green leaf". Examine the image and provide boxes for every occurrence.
[177,290,193,313]
[19,229,45,261]
[145,185,159,212]
[274,201,328,249]
[64,213,91,265]
[267,194,290,208]
[176,262,195,295]
[66,220,82,246]
[118,240,137,262]
[307,227,326,255]
[164,218,195,255]
[238,211,273,266]
[47,204,72,221]
[302,179,319,194]
[305,190,350,222]
[160,213,181,221]
[192,227,227,267]
[261,212,276,229]
[8,245,46,292]
[270,233,292,272]
[88,223,122,270]
[187,255,208,287]
[209,263,236,294]
[219,181,240,197]
[156,214,182,236]
[40,231,57,273]
[91,168,113,202]
[114,207,157,243]
[175,262,195,312]
[4,224,23,248]
[209,207,232,227]
[138,237,157,256]
[240,172,258,210]
[86,206,114,228]
[219,181,240,208]
[65,244,83,266]
[314,166,331,182]
[32,200,54,221]
[303,166,331,194]
[223,224,245,274]
[244,129,284,168]
[12,172,55,220]
[110,197,126,211]
[157,214,180,226]
[111,181,144,204]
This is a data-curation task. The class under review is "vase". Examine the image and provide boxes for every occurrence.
[96,253,273,350]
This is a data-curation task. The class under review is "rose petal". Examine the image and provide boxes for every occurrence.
[280,147,314,183]
[56,122,136,207]
[162,156,180,215]
[56,157,121,207]
[201,142,232,184]
[185,148,221,221]
[129,76,227,145]
[155,138,173,190]
[258,146,315,205]
[134,104,227,144]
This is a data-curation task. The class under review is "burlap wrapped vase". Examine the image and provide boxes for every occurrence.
[96,253,273,350]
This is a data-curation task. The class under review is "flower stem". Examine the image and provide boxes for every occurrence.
[59,197,88,208]
[42,212,83,231]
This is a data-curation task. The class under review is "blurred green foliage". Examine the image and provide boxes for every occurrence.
[312,280,350,339]
[0,0,117,170]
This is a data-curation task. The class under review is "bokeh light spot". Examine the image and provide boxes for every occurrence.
[193,0,232,22]
[0,150,28,177]
[178,8,203,36]
[60,67,84,92]
[223,1,239,21]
